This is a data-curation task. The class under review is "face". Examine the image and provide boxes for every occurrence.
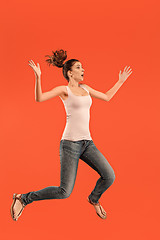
[68,61,85,82]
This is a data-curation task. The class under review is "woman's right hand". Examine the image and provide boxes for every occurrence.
[28,60,41,78]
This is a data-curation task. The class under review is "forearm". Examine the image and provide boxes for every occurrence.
[35,75,43,102]
[105,80,124,101]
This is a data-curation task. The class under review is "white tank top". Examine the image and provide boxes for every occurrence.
[59,84,92,141]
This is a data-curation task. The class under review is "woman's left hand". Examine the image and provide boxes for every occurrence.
[119,66,133,83]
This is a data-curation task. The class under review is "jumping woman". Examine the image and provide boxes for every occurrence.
[10,49,132,221]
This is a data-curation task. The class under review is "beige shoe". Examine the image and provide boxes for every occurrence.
[87,197,107,219]
[10,193,26,221]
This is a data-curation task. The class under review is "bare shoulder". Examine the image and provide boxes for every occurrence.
[58,85,68,100]
[61,85,68,94]
[49,85,66,94]
[80,83,109,102]
[80,83,92,92]
[38,85,68,102]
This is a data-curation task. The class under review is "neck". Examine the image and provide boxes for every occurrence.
[68,80,80,88]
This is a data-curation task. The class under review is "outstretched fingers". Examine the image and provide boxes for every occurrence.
[29,60,36,65]
[125,66,132,73]
[127,71,133,77]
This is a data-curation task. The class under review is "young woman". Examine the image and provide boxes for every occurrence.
[10,49,132,221]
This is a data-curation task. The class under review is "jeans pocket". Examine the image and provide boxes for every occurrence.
[62,141,80,154]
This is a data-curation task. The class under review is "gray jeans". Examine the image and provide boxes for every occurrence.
[21,139,115,206]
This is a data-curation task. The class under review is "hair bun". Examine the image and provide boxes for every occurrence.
[45,49,67,68]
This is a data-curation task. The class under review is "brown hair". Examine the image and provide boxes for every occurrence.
[45,49,79,82]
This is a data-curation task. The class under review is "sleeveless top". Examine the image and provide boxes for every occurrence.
[59,84,92,141]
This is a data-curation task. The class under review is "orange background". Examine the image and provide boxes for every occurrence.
[1,0,160,239]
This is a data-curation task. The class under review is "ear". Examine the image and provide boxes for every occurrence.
[67,70,72,78]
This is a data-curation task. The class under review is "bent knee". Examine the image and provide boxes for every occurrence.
[62,192,71,199]
[111,172,115,183]
[110,171,115,184]
[60,187,72,199]
[105,171,115,184]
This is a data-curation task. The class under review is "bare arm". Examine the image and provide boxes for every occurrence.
[83,66,133,102]
[104,80,124,101]
[28,60,64,102]
[35,76,64,102]
[35,75,42,102]
[84,81,124,102]
[83,81,124,102]
[82,84,109,101]
[106,66,132,101]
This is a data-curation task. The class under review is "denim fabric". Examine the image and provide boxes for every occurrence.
[21,139,115,206]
